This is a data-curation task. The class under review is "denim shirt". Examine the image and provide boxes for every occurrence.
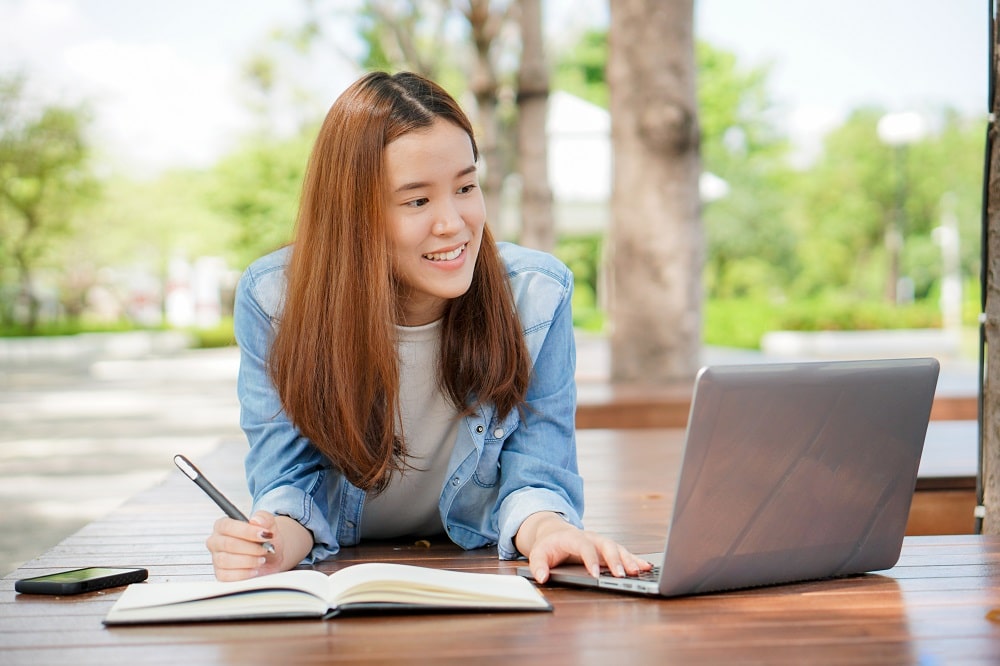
[235,241,584,564]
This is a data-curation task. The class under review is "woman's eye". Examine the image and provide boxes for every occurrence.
[406,197,429,208]
[458,184,477,195]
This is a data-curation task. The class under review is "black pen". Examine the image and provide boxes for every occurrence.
[173,454,275,554]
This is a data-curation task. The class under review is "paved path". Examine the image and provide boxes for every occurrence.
[0,346,243,576]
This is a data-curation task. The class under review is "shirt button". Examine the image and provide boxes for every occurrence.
[451,477,460,486]
[493,428,504,438]
[345,521,355,529]
[476,425,484,434]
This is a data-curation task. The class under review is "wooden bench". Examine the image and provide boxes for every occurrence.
[576,383,980,537]
[909,420,979,535]
[575,381,978,429]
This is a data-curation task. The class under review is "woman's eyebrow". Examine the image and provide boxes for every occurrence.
[393,164,478,194]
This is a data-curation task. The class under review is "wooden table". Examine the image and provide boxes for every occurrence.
[911,420,979,535]
[2,431,999,664]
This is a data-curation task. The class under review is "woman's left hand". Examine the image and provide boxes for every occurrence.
[515,511,653,584]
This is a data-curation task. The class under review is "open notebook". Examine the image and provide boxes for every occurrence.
[519,357,940,597]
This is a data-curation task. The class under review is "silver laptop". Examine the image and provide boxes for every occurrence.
[518,357,940,597]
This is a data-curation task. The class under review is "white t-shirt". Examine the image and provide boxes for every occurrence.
[359,319,460,539]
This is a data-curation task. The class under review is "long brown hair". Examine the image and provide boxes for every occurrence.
[268,71,531,492]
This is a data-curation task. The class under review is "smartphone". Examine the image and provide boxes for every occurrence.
[14,567,148,595]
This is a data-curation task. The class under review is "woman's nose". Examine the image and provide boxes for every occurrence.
[432,201,464,235]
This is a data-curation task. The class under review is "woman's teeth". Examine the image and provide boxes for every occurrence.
[423,244,465,262]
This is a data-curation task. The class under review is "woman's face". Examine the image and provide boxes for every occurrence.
[384,118,486,326]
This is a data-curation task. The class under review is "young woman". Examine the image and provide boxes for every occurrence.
[207,71,651,584]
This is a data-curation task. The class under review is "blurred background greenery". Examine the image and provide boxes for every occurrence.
[0,1,985,353]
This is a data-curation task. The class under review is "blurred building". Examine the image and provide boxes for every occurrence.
[499,91,724,240]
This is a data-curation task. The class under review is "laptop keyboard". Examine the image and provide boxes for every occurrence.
[629,565,661,582]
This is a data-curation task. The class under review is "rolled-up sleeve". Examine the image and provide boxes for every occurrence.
[493,252,584,559]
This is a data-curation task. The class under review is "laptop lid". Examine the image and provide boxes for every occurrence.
[524,357,940,597]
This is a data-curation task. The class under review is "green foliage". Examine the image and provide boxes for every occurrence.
[358,1,400,74]
[553,29,609,108]
[555,35,801,302]
[554,233,602,301]
[0,317,152,338]
[696,42,787,167]
[206,129,314,269]
[4,19,985,356]
[88,171,237,263]
[696,43,801,301]
[908,112,984,274]
[704,297,945,350]
[0,73,99,330]
[185,317,236,348]
[354,0,474,89]
[553,233,605,331]
[775,298,941,331]
[703,299,781,349]
[553,28,984,352]
[789,109,985,303]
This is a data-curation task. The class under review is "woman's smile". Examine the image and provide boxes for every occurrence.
[422,242,468,263]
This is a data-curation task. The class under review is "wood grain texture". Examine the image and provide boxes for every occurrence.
[2,437,997,665]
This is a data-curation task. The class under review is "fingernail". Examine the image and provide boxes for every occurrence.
[257,557,266,566]
[259,530,274,540]
[615,565,626,577]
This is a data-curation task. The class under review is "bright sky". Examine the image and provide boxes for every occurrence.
[0,0,348,173]
[697,0,988,161]
[0,0,988,174]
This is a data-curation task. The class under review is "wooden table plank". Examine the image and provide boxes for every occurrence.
[2,435,998,665]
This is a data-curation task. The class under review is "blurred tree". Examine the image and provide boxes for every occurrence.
[0,75,97,331]
[904,111,984,292]
[254,0,558,248]
[357,0,449,78]
[553,28,608,109]
[791,108,983,304]
[695,43,795,301]
[607,0,702,382]
[255,0,510,225]
[788,109,895,301]
[554,33,796,301]
[460,0,516,233]
[207,131,313,268]
[515,0,555,252]
[43,170,237,327]
[88,171,238,264]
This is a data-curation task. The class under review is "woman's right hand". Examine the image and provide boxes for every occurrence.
[205,511,311,581]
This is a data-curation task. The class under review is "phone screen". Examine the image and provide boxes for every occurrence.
[26,567,133,583]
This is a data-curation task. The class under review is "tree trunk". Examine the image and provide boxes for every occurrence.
[11,209,41,332]
[982,12,1000,534]
[465,0,505,229]
[607,0,703,383]
[13,253,36,331]
[515,0,555,252]
[348,1,512,232]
